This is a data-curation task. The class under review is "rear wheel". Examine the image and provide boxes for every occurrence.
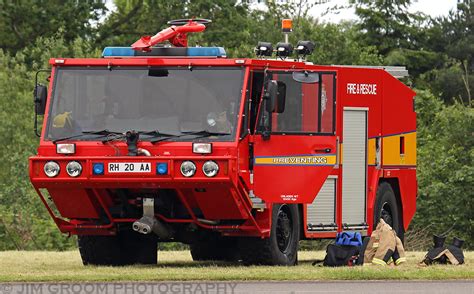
[239,203,300,265]
[190,234,239,261]
[374,182,404,241]
[78,232,157,266]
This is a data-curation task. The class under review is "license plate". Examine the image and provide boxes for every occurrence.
[108,162,151,173]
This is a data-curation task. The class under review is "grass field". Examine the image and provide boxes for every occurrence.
[0,251,473,282]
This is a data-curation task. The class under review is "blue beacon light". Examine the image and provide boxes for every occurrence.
[93,163,104,175]
[156,163,168,175]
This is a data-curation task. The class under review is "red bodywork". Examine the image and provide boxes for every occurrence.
[29,56,417,240]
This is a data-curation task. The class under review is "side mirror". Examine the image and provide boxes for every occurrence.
[264,80,286,113]
[265,80,278,113]
[275,81,286,113]
[34,84,47,115]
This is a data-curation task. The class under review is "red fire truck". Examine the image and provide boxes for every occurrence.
[29,19,417,266]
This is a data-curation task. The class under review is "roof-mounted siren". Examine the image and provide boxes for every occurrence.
[255,42,273,58]
[131,18,212,51]
[295,41,315,60]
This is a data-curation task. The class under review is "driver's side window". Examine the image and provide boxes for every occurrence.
[271,73,319,133]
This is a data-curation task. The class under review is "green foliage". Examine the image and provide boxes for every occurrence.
[0,34,99,250]
[0,0,472,250]
[412,89,473,245]
[0,0,106,53]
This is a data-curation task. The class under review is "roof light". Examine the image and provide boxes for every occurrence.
[255,42,273,57]
[102,47,226,58]
[187,47,226,57]
[275,42,293,59]
[295,41,315,57]
[282,19,293,33]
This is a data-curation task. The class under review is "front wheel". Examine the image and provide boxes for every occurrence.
[239,203,300,265]
[78,232,157,266]
[374,182,404,241]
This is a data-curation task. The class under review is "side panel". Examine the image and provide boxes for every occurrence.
[306,177,337,230]
[342,108,368,226]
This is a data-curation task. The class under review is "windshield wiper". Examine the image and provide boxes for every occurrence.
[150,130,231,143]
[139,130,179,138]
[53,129,123,143]
[181,130,231,137]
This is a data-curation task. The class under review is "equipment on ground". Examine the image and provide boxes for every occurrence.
[29,18,417,266]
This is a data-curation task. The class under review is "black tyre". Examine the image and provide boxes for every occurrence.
[78,232,157,266]
[190,235,239,262]
[78,235,123,266]
[239,203,300,265]
[374,182,404,241]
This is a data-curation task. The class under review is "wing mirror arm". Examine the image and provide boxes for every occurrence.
[33,69,50,137]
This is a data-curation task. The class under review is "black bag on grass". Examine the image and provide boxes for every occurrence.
[323,244,360,267]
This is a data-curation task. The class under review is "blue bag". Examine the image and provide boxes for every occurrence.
[335,231,363,247]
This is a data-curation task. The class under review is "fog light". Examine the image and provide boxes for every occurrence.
[202,161,219,177]
[92,163,104,175]
[193,143,212,154]
[180,161,196,177]
[44,161,60,177]
[66,161,82,177]
[56,143,75,154]
[157,163,168,175]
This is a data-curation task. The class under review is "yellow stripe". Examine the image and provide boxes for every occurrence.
[339,131,417,166]
[382,132,416,166]
[254,155,337,166]
[368,138,376,165]
[372,258,387,266]
[395,257,406,265]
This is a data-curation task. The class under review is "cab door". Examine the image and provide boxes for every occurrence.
[252,71,337,204]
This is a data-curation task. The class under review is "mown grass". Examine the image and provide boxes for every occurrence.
[0,251,473,282]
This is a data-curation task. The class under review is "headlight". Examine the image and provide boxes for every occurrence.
[66,161,82,177]
[202,161,219,177]
[180,161,196,177]
[44,161,60,177]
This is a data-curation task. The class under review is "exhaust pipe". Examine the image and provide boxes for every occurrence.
[132,198,171,239]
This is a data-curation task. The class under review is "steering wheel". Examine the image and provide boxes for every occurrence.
[167,18,212,26]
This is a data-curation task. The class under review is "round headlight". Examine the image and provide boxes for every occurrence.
[180,161,196,177]
[202,161,219,177]
[44,161,60,177]
[66,161,82,177]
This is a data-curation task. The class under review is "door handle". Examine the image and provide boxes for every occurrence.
[315,148,332,153]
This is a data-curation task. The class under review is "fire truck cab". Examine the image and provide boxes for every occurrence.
[29,19,417,266]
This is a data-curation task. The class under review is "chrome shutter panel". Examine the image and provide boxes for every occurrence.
[307,178,336,226]
[342,109,367,225]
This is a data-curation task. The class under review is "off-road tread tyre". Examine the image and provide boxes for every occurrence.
[374,182,405,242]
[190,236,238,261]
[78,233,158,266]
[239,204,300,266]
[78,235,123,266]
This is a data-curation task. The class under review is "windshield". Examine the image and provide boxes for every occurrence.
[45,67,244,141]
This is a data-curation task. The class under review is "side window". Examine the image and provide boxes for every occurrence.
[256,71,336,135]
[271,73,319,133]
[320,74,335,133]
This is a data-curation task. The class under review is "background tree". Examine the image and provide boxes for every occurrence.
[0,0,106,53]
